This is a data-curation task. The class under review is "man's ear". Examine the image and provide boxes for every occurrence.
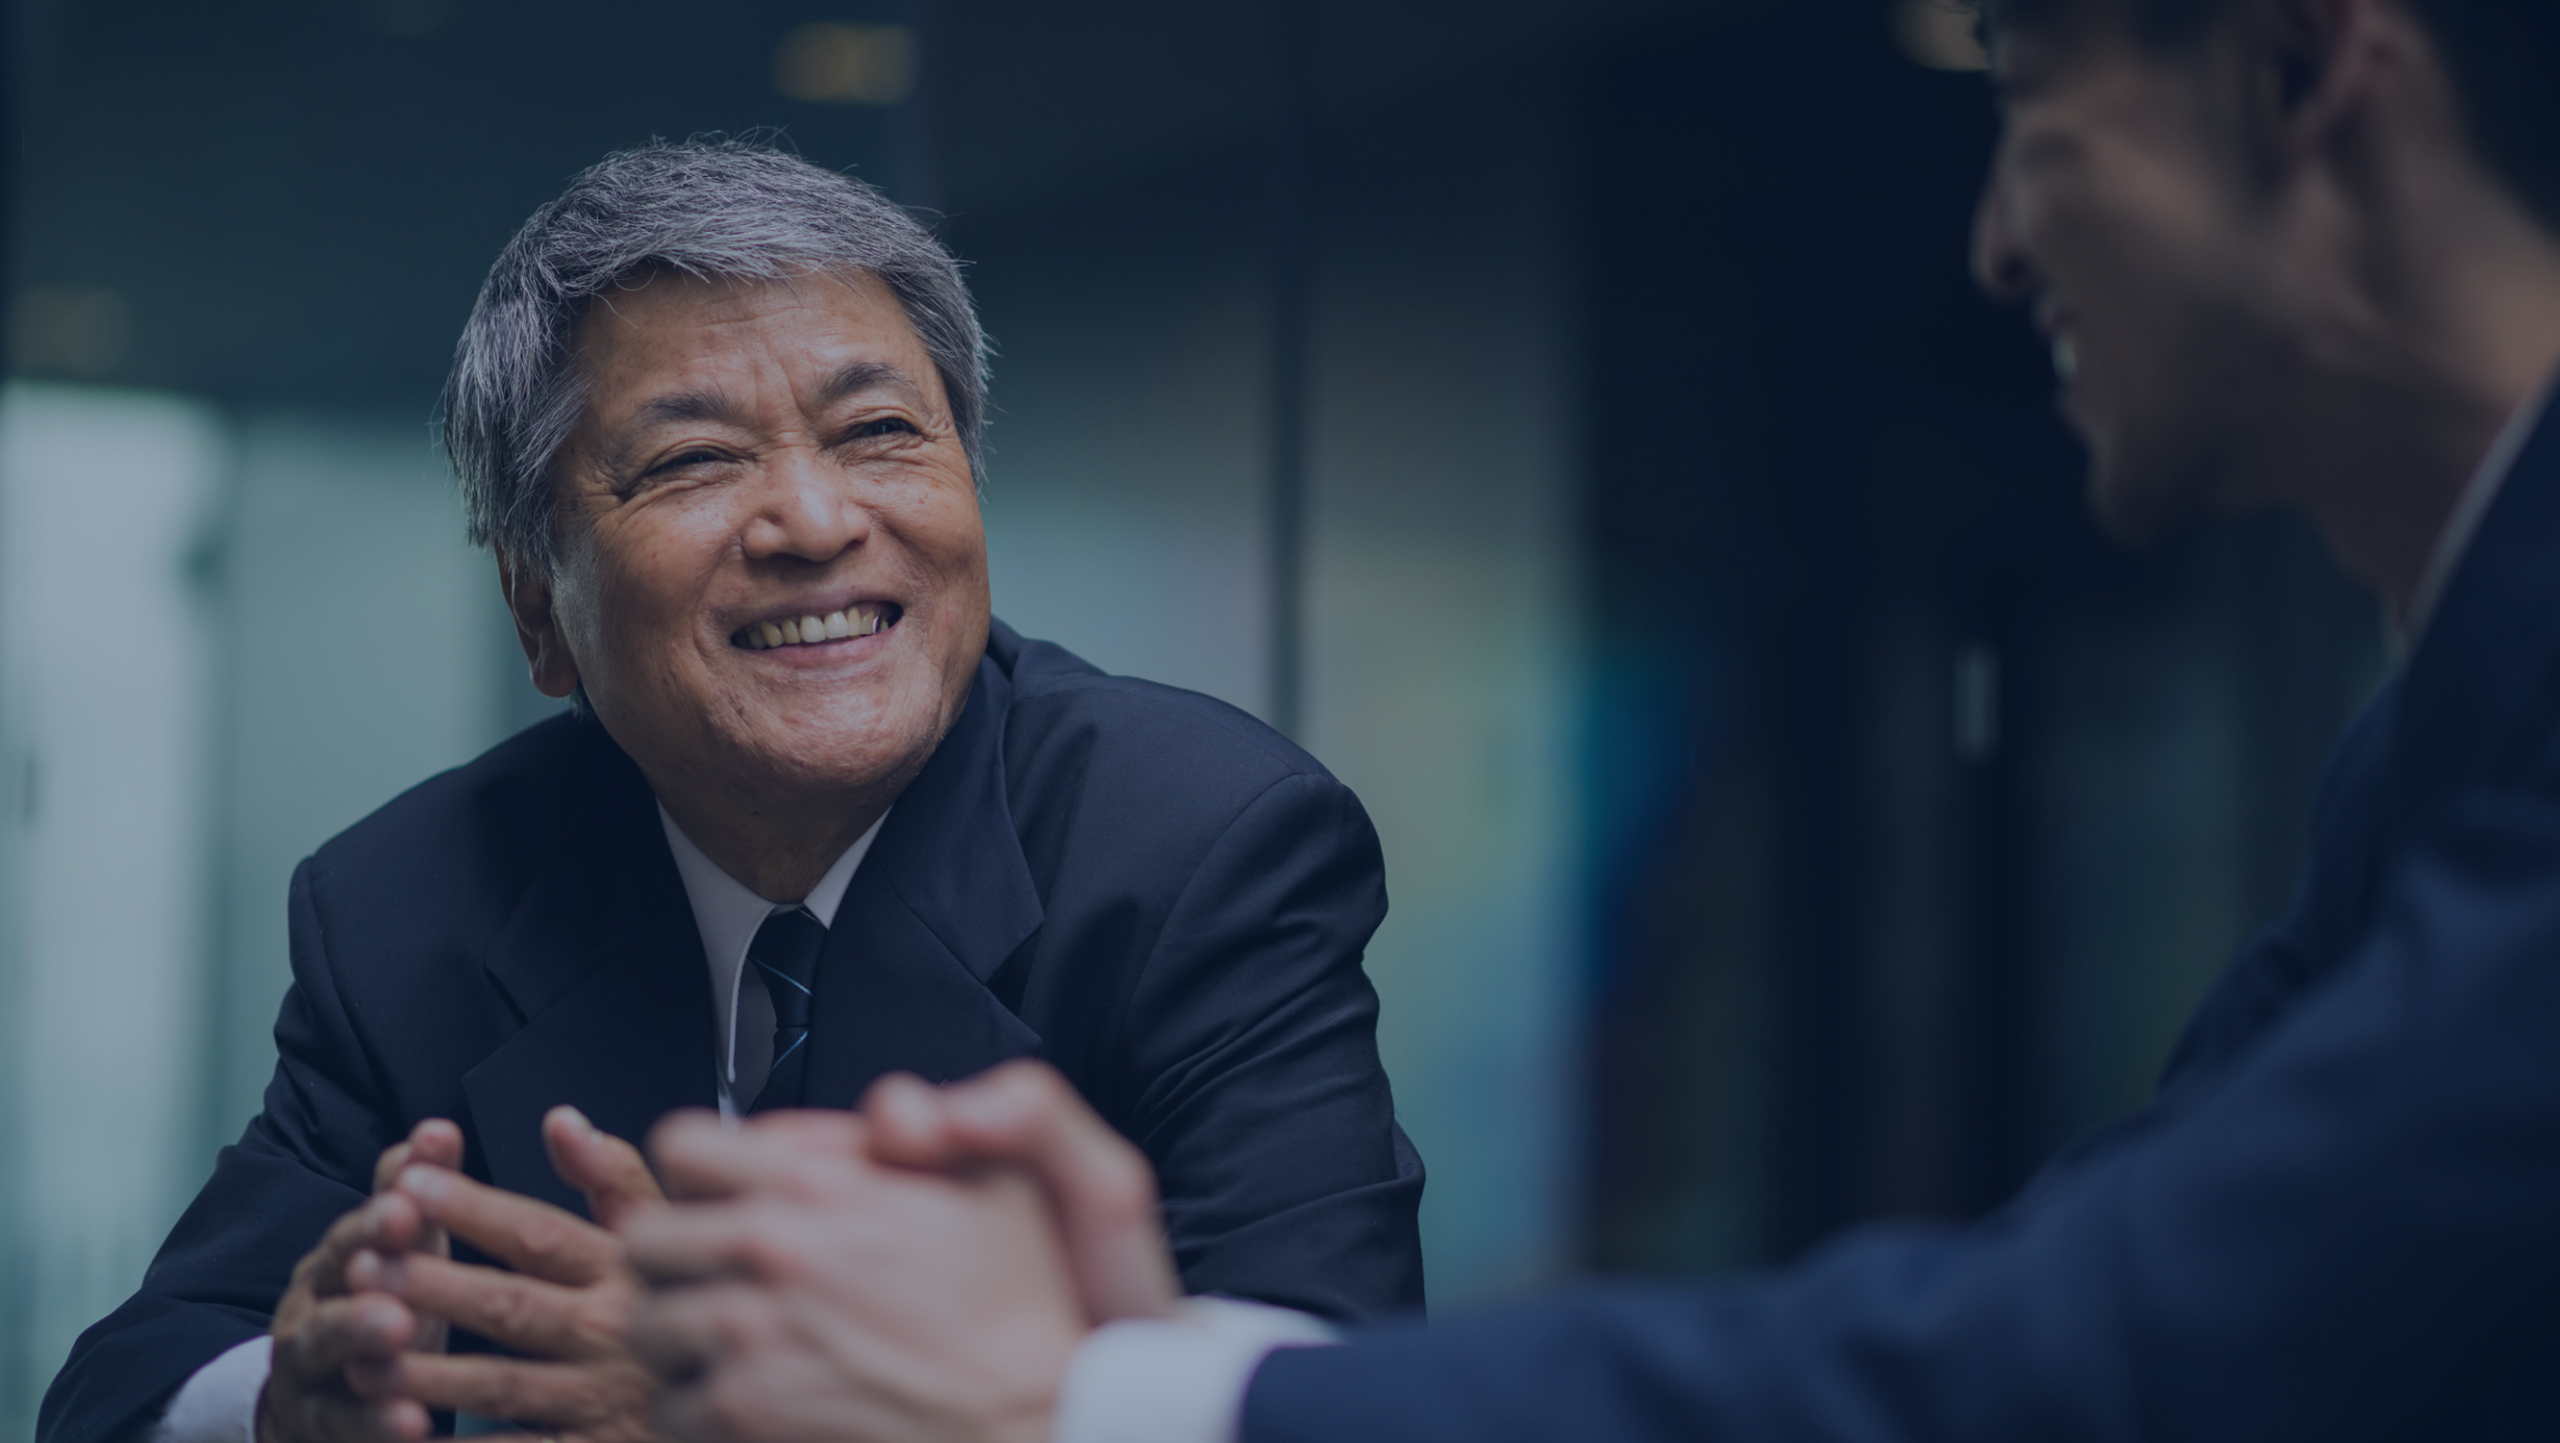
[498,551,581,700]
[2244,0,2389,156]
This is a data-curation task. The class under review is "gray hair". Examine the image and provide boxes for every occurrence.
[441,138,988,569]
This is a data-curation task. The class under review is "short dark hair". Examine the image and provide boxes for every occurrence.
[1980,0,2560,234]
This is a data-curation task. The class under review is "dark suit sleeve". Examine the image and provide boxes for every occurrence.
[1246,781,2560,1442]
[1115,771,1426,1325]
[39,860,396,1443]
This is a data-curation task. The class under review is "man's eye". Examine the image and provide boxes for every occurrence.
[852,417,917,439]
[651,450,724,474]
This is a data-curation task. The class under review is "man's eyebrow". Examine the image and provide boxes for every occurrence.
[818,360,928,410]
[632,388,745,429]
[613,361,928,447]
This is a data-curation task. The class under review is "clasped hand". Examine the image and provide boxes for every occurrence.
[260,1106,668,1443]
[263,1063,1182,1443]
[619,1064,1185,1443]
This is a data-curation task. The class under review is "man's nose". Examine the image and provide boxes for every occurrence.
[746,450,872,561]
[1970,173,2036,303]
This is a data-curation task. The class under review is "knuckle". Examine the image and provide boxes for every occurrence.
[1003,1060,1061,1104]
[483,1283,539,1341]
[595,1359,657,1421]
[1092,1181,1153,1229]
[486,1369,537,1418]
[737,1230,806,1281]
[594,1281,640,1333]
[705,1375,771,1439]
[705,1295,762,1354]
[517,1219,579,1272]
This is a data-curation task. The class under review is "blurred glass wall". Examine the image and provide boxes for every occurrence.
[0,386,552,1435]
[1,386,225,1429]
[966,85,1589,1295]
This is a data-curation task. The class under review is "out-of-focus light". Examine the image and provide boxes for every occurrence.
[9,287,132,378]
[372,0,455,38]
[774,22,919,105]
[1953,641,2000,761]
[1896,0,1990,71]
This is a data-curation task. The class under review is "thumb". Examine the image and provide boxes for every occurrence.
[868,1061,1183,1324]
[544,1105,666,1228]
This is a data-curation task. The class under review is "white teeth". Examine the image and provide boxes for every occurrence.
[739,603,895,649]
[2053,335,2079,381]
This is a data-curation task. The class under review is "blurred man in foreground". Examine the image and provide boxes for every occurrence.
[616,0,2560,1433]
[36,141,1424,1443]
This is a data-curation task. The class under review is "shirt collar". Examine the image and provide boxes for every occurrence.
[657,804,888,1089]
[2403,377,2558,653]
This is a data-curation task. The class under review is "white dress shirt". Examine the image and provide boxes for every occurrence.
[147,809,883,1443]
[2402,376,2553,651]
[659,804,883,1115]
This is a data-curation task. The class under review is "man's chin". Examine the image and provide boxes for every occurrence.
[741,713,947,794]
[2085,441,2223,549]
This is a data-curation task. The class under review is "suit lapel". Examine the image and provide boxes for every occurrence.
[800,654,1048,1107]
[459,644,1048,1173]
[2160,681,2403,1087]
[2162,393,2560,1088]
[463,731,718,1216]
[2390,398,2560,841]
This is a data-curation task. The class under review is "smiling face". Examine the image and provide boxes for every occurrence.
[508,268,989,863]
[1973,10,2298,541]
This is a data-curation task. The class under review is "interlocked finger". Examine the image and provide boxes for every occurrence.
[397,1167,620,1286]
[646,1112,868,1203]
[374,1119,462,1194]
[863,1061,1182,1323]
[360,1252,618,1359]
[624,1278,779,1383]
[620,1199,802,1289]
[543,1106,666,1229]
[393,1351,648,1429]
[295,1194,425,1300]
[265,1292,430,1443]
[275,1293,416,1381]
[262,1385,429,1443]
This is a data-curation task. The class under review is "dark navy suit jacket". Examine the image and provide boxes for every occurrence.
[1248,405,2560,1442]
[41,622,1425,1443]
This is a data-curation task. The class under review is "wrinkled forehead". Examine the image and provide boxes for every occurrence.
[568,269,943,412]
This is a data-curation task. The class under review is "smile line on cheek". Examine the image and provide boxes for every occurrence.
[734,600,904,650]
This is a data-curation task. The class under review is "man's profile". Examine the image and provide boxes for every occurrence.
[612,0,2560,1435]
[35,140,1425,1443]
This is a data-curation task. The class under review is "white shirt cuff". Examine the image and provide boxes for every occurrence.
[1053,1298,1338,1443]
[149,1335,269,1443]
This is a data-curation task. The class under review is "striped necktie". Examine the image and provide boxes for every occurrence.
[747,906,827,1113]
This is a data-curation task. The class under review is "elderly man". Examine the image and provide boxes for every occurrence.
[35,140,1423,1443]
[612,0,2560,1434]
